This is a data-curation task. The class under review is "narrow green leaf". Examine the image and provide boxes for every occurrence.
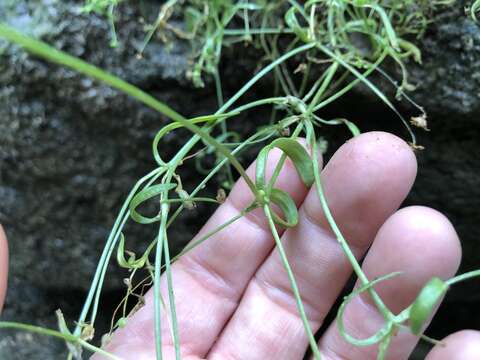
[270,138,314,187]
[317,118,361,137]
[185,6,203,33]
[236,3,263,10]
[398,39,422,64]
[129,183,176,224]
[358,3,399,50]
[256,138,314,190]
[152,112,238,166]
[409,277,449,335]
[270,188,299,228]
[116,233,131,268]
[255,146,270,191]
[116,233,153,269]
[336,272,402,347]
[345,120,361,137]
[316,43,416,144]
[284,7,309,43]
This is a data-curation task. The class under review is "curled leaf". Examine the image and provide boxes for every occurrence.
[152,112,239,166]
[270,188,299,228]
[398,39,422,64]
[255,138,314,190]
[129,183,176,224]
[117,233,156,269]
[337,272,402,347]
[317,117,361,137]
[285,7,309,43]
[472,0,480,21]
[409,277,448,335]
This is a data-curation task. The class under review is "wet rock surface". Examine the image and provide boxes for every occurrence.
[0,0,479,358]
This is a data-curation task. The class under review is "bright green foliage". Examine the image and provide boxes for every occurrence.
[2,1,480,360]
[409,278,449,335]
[256,138,314,191]
[137,0,454,93]
[129,184,177,224]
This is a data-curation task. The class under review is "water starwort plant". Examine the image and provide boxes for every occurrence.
[1,1,479,359]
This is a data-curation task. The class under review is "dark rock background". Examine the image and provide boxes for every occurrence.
[0,0,479,358]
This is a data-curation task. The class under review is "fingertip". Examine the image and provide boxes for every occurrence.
[324,131,418,213]
[396,206,462,272]
[361,205,462,313]
[0,224,8,311]
[314,131,418,248]
[342,131,417,176]
[426,330,480,360]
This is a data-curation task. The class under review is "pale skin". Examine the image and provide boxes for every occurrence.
[0,132,479,359]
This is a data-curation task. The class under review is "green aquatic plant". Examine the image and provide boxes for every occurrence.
[0,1,479,359]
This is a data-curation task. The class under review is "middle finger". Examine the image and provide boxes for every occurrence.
[207,132,418,359]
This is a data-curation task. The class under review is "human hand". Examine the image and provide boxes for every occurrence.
[1,132,479,359]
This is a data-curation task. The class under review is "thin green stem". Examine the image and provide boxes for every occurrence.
[223,28,294,35]
[306,62,339,114]
[307,122,391,319]
[162,197,219,204]
[154,201,168,360]
[76,167,164,335]
[229,97,288,114]
[447,270,480,286]
[162,202,181,360]
[314,43,416,144]
[313,50,387,111]
[166,125,276,228]
[0,322,120,360]
[266,122,304,194]
[213,69,225,108]
[169,206,256,266]
[263,205,322,360]
[217,42,315,114]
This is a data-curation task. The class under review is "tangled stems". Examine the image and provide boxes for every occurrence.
[0,322,120,360]
[0,27,440,359]
[264,205,322,359]
[2,1,480,359]
[78,167,165,335]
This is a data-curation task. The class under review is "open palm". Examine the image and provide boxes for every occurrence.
[1,132,477,359]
